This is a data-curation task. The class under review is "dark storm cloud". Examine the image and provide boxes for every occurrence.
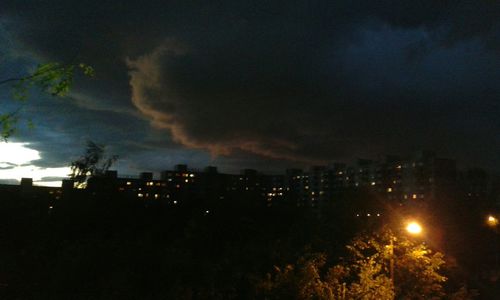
[1,1,499,170]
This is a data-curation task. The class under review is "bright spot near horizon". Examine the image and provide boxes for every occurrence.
[406,221,423,235]
[0,142,41,165]
[0,142,70,187]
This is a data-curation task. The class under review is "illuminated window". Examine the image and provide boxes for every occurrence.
[387,187,392,192]
[367,213,371,217]
[371,181,376,186]
[126,181,131,185]
[154,194,159,199]
[173,200,177,204]
[138,193,143,198]
[189,174,195,177]
[412,194,417,199]
[185,179,189,183]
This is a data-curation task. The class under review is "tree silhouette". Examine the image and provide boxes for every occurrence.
[70,140,118,188]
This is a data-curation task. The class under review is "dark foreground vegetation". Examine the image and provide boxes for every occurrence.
[1,188,498,299]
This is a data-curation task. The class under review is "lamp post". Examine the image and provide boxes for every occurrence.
[486,214,499,269]
[389,221,423,292]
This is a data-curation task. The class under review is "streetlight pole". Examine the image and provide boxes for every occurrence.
[389,220,423,294]
[486,215,499,269]
[390,237,395,286]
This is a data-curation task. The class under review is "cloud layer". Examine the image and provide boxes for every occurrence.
[1,1,499,172]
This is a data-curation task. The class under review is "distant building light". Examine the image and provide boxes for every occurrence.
[184,179,189,183]
[205,210,210,214]
[371,182,376,186]
[154,194,159,199]
[189,174,195,177]
[356,213,360,217]
[387,187,392,192]
[412,194,417,199]
[138,193,143,198]
[126,181,132,185]
[367,213,371,217]
[377,213,380,217]
[173,200,177,204]
[49,206,53,209]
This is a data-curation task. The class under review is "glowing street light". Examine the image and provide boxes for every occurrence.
[406,221,423,235]
[485,214,499,269]
[486,215,499,227]
[389,220,424,288]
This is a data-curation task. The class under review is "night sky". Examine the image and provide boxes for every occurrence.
[1,1,499,185]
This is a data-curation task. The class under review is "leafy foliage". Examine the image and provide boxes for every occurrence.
[0,62,94,140]
[70,141,118,188]
[260,227,449,300]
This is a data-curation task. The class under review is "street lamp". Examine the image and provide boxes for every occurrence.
[406,221,423,235]
[486,214,499,269]
[390,220,424,292]
[487,215,499,227]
